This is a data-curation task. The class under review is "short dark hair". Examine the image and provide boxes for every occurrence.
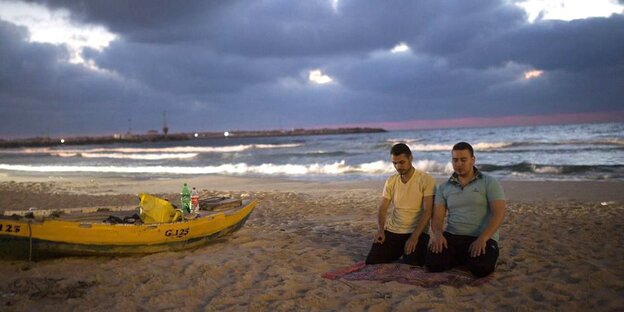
[452,142,474,157]
[391,143,412,157]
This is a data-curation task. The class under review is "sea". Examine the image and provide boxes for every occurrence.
[0,123,623,182]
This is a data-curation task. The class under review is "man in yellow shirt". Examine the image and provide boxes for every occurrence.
[365,143,436,266]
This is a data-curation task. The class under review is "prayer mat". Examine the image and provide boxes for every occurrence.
[322,261,492,287]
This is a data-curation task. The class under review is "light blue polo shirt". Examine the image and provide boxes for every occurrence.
[434,168,505,241]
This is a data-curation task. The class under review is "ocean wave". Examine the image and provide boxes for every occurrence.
[54,152,198,160]
[386,138,424,145]
[0,147,51,154]
[479,162,624,175]
[278,151,353,158]
[413,160,454,173]
[2,161,621,179]
[382,139,624,153]
[533,166,563,174]
[478,146,622,154]
[54,152,78,157]
[590,138,624,146]
[0,143,302,155]
[0,160,452,175]
[0,162,338,175]
[505,139,624,148]
[409,142,513,152]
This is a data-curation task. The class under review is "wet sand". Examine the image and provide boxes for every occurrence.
[0,174,623,311]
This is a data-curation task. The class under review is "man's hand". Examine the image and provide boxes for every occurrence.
[428,233,447,254]
[404,233,419,254]
[374,229,385,244]
[469,237,487,257]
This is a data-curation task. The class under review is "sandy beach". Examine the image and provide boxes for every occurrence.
[1,174,623,311]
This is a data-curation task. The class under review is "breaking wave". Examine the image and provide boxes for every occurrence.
[0,160,452,176]
[478,162,624,177]
[1,161,621,179]
[409,142,513,152]
[0,143,302,155]
[54,152,198,160]
[391,139,624,153]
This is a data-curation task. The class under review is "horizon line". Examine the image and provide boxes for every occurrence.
[316,111,624,131]
[2,111,623,140]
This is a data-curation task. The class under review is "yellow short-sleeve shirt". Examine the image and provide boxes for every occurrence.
[383,170,436,234]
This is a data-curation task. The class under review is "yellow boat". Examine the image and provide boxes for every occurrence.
[0,194,257,260]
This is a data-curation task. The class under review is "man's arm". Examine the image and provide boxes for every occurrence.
[404,195,434,254]
[469,200,506,257]
[375,197,391,243]
[428,203,448,253]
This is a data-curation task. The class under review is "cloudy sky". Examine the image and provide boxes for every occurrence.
[0,0,623,138]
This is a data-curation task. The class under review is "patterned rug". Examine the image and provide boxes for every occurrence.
[322,261,492,287]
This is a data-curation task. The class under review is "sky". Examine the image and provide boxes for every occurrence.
[0,0,623,138]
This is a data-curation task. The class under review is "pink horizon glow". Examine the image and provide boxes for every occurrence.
[319,111,624,131]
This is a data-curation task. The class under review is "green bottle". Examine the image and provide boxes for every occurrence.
[181,183,191,214]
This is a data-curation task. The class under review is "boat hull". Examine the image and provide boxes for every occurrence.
[0,199,256,260]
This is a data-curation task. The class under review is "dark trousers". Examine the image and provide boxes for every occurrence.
[365,231,430,266]
[425,232,499,277]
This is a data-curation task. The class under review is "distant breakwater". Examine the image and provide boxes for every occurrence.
[0,127,386,148]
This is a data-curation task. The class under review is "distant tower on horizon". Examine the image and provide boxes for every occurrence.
[162,111,169,136]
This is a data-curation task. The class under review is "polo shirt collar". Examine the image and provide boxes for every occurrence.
[448,167,482,187]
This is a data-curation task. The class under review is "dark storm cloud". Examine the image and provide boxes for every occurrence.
[91,41,305,94]
[37,0,523,57]
[450,15,624,71]
[1,0,623,137]
[0,20,67,101]
[33,0,219,42]
[0,20,157,135]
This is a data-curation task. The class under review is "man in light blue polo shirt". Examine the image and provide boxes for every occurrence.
[426,142,506,277]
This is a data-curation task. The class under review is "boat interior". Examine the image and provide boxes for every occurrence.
[1,197,249,224]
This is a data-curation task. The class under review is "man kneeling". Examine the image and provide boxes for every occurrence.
[365,143,436,266]
[426,142,506,277]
